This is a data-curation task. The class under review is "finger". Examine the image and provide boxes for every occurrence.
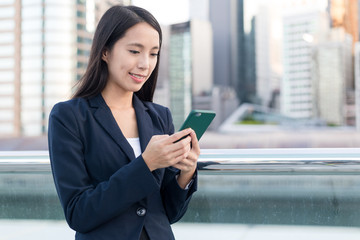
[176,158,194,167]
[172,163,186,171]
[163,144,189,165]
[151,134,169,141]
[172,161,190,170]
[189,131,200,154]
[172,161,195,172]
[168,128,193,143]
[149,135,169,146]
[173,146,190,161]
[169,136,191,153]
[183,153,197,163]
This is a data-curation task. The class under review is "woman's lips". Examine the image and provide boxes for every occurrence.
[129,73,146,83]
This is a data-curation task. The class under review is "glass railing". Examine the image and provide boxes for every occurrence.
[1,149,360,240]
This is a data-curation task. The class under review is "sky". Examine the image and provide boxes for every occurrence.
[131,0,284,28]
[131,0,329,29]
[131,0,284,27]
[131,0,190,25]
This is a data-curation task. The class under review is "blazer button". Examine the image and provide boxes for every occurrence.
[136,207,146,217]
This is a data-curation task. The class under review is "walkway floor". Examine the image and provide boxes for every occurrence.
[1,220,360,240]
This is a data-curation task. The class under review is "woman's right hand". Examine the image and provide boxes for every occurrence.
[142,128,194,172]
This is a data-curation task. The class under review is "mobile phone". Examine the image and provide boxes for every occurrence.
[178,110,216,141]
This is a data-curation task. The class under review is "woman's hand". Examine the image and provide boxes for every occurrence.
[142,128,194,172]
[172,130,200,189]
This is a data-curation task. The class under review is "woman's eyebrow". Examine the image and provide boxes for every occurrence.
[127,42,159,50]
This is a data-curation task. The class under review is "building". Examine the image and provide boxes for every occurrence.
[355,42,360,129]
[209,0,234,89]
[328,0,358,126]
[281,10,329,119]
[244,17,257,104]
[255,4,282,109]
[166,20,213,129]
[0,0,129,137]
[167,22,192,129]
[359,0,360,40]
[281,0,356,126]
[153,25,171,109]
[312,28,353,125]
[0,0,20,136]
[234,0,257,104]
[328,0,359,52]
[209,0,256,104]
[95,0,131,23]
[0,0,88,136]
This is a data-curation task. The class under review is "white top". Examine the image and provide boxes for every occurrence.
[127,137,142,157]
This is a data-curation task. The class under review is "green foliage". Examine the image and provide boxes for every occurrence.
[237,115,264,125]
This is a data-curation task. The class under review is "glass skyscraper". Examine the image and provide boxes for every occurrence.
[169,22,193,129]
[0,0,128,137]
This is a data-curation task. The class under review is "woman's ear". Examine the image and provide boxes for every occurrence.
[102,49,108,63]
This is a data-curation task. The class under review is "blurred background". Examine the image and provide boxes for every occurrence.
[0,0,360,149]
[1,1,360,239]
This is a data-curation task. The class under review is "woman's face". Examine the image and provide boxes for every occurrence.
[102,22,160,95]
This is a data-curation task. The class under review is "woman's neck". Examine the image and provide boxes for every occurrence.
[101,87,134,109]
[101,87,138,138]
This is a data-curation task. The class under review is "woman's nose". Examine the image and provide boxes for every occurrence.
[137,54,149,70]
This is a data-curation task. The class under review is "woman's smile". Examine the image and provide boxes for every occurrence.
[129,72,147,83]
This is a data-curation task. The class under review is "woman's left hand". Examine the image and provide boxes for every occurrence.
[173,130,200,189]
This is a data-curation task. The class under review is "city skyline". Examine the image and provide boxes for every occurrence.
[0,0,359,138]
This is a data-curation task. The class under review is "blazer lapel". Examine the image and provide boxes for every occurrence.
[133,95,153,152]
[133,95,163,182]
[89,94,136,161]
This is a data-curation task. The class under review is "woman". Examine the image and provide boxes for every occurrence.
[48,5,199,240]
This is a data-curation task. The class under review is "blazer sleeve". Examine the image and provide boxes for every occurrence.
[160,107,198,224]
[48,102,161,233]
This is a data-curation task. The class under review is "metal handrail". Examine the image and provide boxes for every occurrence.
[1,148,360,174]
[0,151,50,172]
[198,148,360,174]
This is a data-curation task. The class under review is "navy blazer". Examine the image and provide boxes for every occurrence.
[48,94,197,240]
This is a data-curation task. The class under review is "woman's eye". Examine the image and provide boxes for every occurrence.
[129,50,140,54]
[151,53,159,57]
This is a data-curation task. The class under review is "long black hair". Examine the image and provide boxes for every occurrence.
[73,5,162,102]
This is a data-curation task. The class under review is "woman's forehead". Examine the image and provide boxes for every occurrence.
[120,22,160,47]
